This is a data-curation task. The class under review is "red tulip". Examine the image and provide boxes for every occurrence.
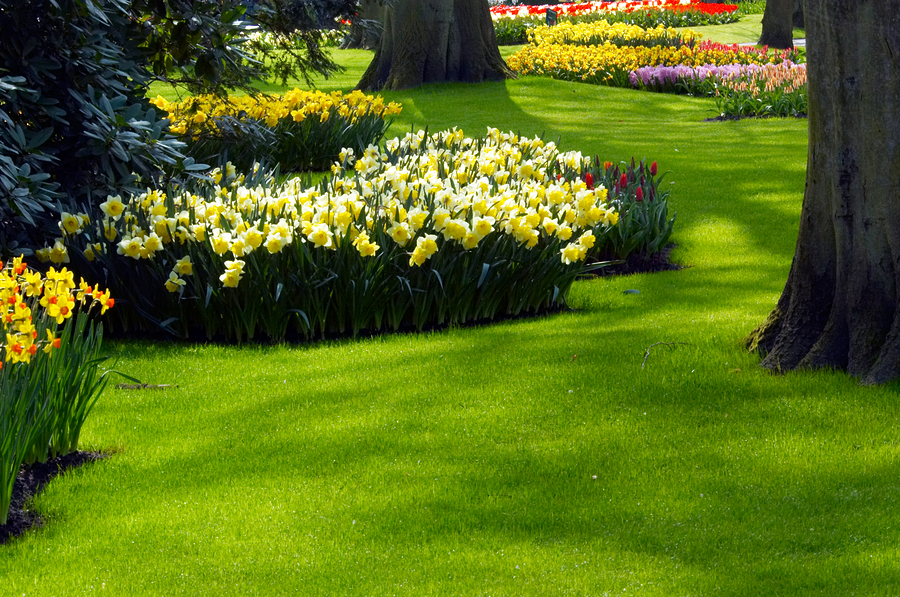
[650,161,657,176]
[635,187,644,202]
[584,172,594,189]
[620,173,627,188]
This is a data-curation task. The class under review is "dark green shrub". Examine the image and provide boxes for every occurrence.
[0,0,358,256]
[0,0,250,255]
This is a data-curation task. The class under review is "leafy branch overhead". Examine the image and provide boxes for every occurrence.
[0,0,359,256]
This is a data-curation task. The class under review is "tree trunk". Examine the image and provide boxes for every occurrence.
[747,0,900,385]
[340,0,382,50]
[759,0,794,49]
[793,0,805,29]
[356,0,515,91]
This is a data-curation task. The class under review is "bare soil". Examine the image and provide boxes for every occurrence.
[1,452,106,545]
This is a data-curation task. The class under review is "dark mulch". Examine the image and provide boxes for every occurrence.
[704,113,807,122]
[590,243,683,277]
[1,451,106,545]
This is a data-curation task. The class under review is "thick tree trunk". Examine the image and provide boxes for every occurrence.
[793,0,805,29]
[759,0,794,49]
[356,0,515,91]
[747,0,900,385]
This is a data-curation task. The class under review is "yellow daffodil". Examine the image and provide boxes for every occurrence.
[43,329,61,355]
[175,256,193,276]
[49,239,69,264]
[409,247,428,267]
[117,236,143,259]
[100,195,126,220]
[59,212,82,235]
[165,272,186,293]
[561,243,582,264]
[387,222,411,246]
[23,271,43,297]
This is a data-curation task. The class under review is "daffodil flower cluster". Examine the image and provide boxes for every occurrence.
[152,90,402,136]
[151,90,402,173]
[1,260,116,520]
[0,259,113,367]
[509,37,799,87]
[50,127,622,295]
[44,128,675,341]
[332,127,619,266]
[527,20,699,48]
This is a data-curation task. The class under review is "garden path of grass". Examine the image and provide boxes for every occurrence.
[5,24,900,597]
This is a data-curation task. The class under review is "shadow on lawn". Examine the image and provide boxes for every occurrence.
[385,77,808,269]
[110,345,900,595]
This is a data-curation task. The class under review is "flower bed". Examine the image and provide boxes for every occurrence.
[491,1,738,44]
[527,19,699,48]
[491,0,738,19]
[49,129,674,342]
[152,90,402,172]
[1,260,113,526]
[630,60,808,117]
[508,38,797,87]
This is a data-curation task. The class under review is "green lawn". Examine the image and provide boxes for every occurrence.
[683,12,766,44]
[679,14,805,45]
[5,17,900,597]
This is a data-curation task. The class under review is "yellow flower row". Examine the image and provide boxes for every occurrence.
[527,20,698,47]
[0,258,113,366]
[50,128,621,290]
[508,41,783,82]
[152,89,402,135]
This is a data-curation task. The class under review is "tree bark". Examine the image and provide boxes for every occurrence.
[747,0,900,385]
[356,0,515,91]
[793,0,805,29]
[759,0,795,49]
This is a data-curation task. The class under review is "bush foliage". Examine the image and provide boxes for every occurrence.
[0,0,359,257]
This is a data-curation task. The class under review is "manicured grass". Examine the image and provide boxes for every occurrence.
[147,49,375,102]
[146,11,773,101]
[5,31,900,597]
[682,13,805,45]
[683,12,765,44]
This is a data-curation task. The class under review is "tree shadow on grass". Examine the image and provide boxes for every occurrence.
[384,77,808,268]
[100,348,900,596]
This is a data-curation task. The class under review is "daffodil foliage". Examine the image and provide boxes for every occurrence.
[48,128,674,342]
[1,259,114,525]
